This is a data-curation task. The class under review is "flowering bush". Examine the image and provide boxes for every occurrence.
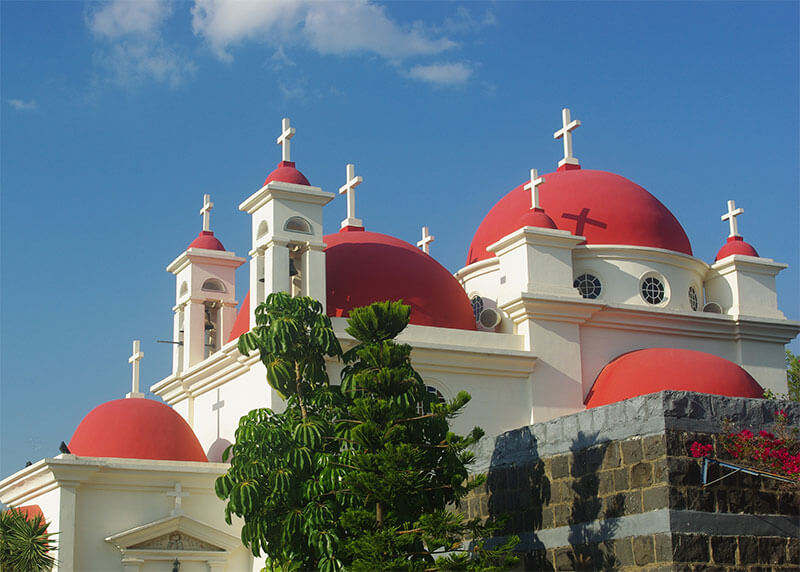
[690,409,800,484]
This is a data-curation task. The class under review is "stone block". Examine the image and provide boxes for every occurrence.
[753,491,778,515]
[667,457,701,486]
[551,454,570,479]
[603,493,625,518]
[539,506,554,530]
[687,487,716,512]
[523,548,554,571]
[710,536,737,564]
[623,490,643,514]
[611,537,633,566]
[613,467,629,491]
[715,489,728,513]
[666,429,688,456]
[630,461,653,488]
[758,537,786,564]
[553,503,571,527]
[672,533,709,563]
[632,535,655,566]
[652,456,669,483]
[621,438,644,464]
[643,434,667,459]
[602,441,621,469]
[642,485,669,511]
[597,470,614,496]
[778,491,800,515]
[669,487,687,510]
[787,538,800,565]
[738,536,758,563]
[654,533,672,562]
[554,547,574,571]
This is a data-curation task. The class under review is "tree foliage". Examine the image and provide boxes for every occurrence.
[0,508,56,572]
[787,349,800,402]
[217,295,517,570]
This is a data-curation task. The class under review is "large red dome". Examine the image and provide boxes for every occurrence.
[584,348,763,408]
[325,229,476,330]
[227,230,477,340]
[69,398,208,462]
[467,169,692,265]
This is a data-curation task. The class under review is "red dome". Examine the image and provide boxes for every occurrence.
[467,169,692,265]
[227,230,477,339]
[188,230,225,251]
[585,348,763,408]
[716,236,759,261]
[325,229,476,330]
[518,207,558,230]
[69,398,208,462]
[264,161,310,186]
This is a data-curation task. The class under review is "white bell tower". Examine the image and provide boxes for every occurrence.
[239,118,335,327]
[167,194,245,373]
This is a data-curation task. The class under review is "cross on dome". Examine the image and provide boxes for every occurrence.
[339,163,364,229]
[523,168,546,210]
[167,482,189,516]
[417,226,435,254]
[200,194,214,232]
[554,108,581,168]
[127,340,144,399]
[277,117,296,162]
[721,200,744,237]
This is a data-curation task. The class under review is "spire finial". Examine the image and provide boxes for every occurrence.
[277,117,296,162]
[554,108,581,168]
[721,199,744,237]
[339,163,364,229]
[417,226,434,254]
[127,340,144,399]
[200,194,214,232]
[523,168,546,210]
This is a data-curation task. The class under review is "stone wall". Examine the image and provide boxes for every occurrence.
[464,391,800,570]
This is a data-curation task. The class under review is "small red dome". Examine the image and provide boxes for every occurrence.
[188,230,225,251]
[264,161,310,186]
[227,291,250,342]
[518,207,558,230]
[467,169,692,265]
[69,399,208,462]
[324,229,476,330]
[715,236,759,261]
[585,348,763,408]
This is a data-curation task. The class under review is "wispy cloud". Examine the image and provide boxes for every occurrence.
[440,6,496,34]
[407,62,472,86]
[86,0,195,87]
[191,0,455,62]
[8,99,38,111]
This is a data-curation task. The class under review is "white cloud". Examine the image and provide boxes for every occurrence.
[87,0,172,39]
[441,6,496,34]
[407,62,472,86]
[191,0,455,62]
[8,99,37,111]
[86,0,194,87]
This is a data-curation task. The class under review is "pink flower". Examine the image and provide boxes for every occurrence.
[759,430,775,439]
[690,442,713,458]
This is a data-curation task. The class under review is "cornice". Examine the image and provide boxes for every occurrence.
[239,181,334,213]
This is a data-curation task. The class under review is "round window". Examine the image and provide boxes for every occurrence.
[573,274,602,299]
[688,286,698,311]
[641,276,666,304]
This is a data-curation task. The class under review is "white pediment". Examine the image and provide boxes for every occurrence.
[105,514,240,553]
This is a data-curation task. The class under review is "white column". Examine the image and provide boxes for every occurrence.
[53,485,77,572]
[185,301,207,368]
[305,246,327,310]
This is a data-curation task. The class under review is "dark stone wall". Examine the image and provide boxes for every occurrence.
[463,391,800,571]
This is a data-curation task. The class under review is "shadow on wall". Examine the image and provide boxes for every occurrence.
[486,430,624,570]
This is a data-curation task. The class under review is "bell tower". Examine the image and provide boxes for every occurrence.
[167,194,245,373]
[239,118,335,327]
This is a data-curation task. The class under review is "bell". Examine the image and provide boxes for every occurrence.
[289,258,298,277]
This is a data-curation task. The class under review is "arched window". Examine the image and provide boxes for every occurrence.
[256,220,269,239]
[284,216,312,234]
[201,279,226,293]
[179,282,188,298]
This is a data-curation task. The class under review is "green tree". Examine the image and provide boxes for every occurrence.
[215,293,347,571]
[337,301,518,570]
[787,349,800,402]
[0,508,56,572]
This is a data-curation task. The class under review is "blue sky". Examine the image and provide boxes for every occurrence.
[1,1,798,477]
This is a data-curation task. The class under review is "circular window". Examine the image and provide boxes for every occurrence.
[688,286,698,311]
[470,295,484,322]
[573,274,602,299]
[641,276,666,305]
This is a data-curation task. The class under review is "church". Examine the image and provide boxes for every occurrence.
[2,110,797,571]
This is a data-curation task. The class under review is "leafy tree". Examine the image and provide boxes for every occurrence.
[787,349,800,402]
[0,507,56,572]
[215,293,347,571]
[336,301,518,570]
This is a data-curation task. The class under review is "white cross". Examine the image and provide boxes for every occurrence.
[127,340,144,399]
[167,482,189,516]
[721,199,744,237]
[212,389,225,438]
[200,194,214,232]
[417,226,434,254]
[553,107,581,167]
[276,117,295,162]
[523,168,546,210]
[339,163,364,229]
